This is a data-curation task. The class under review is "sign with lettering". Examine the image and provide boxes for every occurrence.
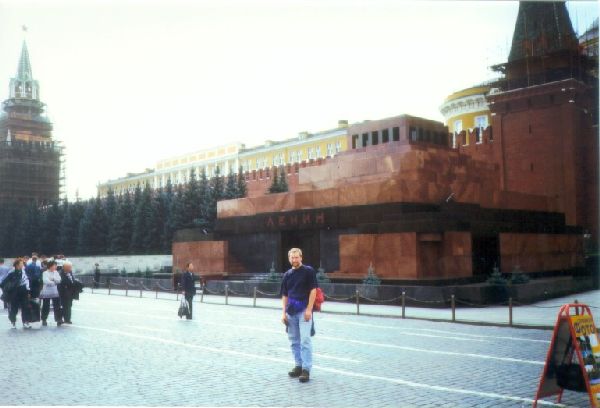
[533,304,600,407]
[262,209,335,231]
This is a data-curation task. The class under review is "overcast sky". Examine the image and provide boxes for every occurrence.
[0,0,597,200]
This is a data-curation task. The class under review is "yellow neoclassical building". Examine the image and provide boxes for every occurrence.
[97,121,349,196]
[238,121,348,173]
[439,84,492,146]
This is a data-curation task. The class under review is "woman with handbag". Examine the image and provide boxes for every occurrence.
[40,260,63,327]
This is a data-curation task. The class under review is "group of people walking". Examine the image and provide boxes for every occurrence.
[0,254,81,329]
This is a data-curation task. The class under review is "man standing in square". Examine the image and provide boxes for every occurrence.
[181,262,196,319]
[280,248,318,383]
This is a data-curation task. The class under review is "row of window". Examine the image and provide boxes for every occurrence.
[113,162,235,192]
[351,127,401,149]
[452,116,490,147]
[452,115,488,134]
[240,141,342,172]
[107,140,345,192]
[452,126,493,147]
[408,127,448,146]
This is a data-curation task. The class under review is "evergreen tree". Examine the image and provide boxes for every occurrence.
[1,202,25,257]
[19,202,41,255]
[37,205,50,255]
[279,166,288,192]
[169,184,187,232]
[224,167,238,199]
[77,200,94,255]
[38,202,62,256]
[268,167,280,193]
[143,186,161,254]
[109,191,133,254]
[131,183,154,254]
[212,166,224,202]
[207,166,224,229]
[78,197,108,255]
[93,196,109,254]
[59,199,85,256]
[236,166,247,198]
[197,169,210,228]
[132,183,142,216]
[104,188,118,245]
[160,179,175,253]
[183,168,203,227]
[151,190,169,254]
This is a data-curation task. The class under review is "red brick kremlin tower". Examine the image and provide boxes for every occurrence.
[489,1,599,248]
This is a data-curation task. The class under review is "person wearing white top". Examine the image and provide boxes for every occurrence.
[40,261,63,327]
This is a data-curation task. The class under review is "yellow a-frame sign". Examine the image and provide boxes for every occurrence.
[534,303,600,407]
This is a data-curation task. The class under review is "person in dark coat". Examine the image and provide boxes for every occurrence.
[58,261,76,324]
[181,263,196,320]
[25,255,42,299]
[93,263,100,288]
[0,258,10,309]
[4,259,32,329]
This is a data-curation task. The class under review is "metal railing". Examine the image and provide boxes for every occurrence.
[78,276,600,328]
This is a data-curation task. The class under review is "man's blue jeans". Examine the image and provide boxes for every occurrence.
[287,310,313,371]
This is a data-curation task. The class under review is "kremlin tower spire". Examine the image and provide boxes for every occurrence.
[492,1,594,91]
[0,27,62,205]
[8,26,41,104]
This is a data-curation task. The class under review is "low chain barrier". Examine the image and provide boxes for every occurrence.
[405,296,446,305]
[80,277,600,327]
[255,289,279,297]
[203,286,225,295]
[323,293,355,301]
[226,287,249,296]
[454,298,496,308]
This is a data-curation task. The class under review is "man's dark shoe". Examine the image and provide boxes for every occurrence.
[64,321,72,324]
[42,320,47,326]
[299,369,310,383]
[288,366,302,378]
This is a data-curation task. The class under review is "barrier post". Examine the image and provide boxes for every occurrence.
[356,290,360,315]
[125,280,129,297]
[451,294,456,322]
[225,285,229,305]
[108,280,111,295]
[155,286,158,299]
[253,287,257,308]
[509,297,513,326]
[140,285,142,298]
[200,287,204,303]
[176,289,179,301]
[401,291,406,319]
[91,283,94,294]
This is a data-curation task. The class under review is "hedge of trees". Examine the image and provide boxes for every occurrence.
[0,168,247,257]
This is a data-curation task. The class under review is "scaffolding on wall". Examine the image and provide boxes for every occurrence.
[0,139,62,206]
[0,106,63,206]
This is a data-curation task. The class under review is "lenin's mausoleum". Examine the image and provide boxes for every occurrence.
[173,2,598,287]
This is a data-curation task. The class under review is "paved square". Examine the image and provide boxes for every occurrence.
[0,292,592,407]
